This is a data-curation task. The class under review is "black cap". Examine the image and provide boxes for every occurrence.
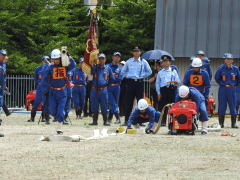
[161,55,171,61]
[132,46,141,52]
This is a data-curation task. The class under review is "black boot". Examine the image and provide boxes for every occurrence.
[2,104,11,116]
[218,115,225,128]
[41,112,46,122]
[75,109,79,119]
[27,111,36,122]
[45,113,50,125]
[103,114,110,126]
[0,133,4,137]
[114,113,121,124]
[89,113,98,125]
[79,109,83,119]
[231,116,238,128]
[108,113,113,123]
[63,114,69,125]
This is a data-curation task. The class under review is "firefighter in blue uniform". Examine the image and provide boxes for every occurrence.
[176,85,208,135]
[71,58,88,119]
[63,71,73,124]
[215,53,240,128]
[127,99,161,134]
[188,51,212,80]
[0,49,8,137]
[89,53,115,126]
[42,49,76,134]
[183,57,210,100]
[236,65,240,121]
[107,52,123,124]
[28,56,50,124]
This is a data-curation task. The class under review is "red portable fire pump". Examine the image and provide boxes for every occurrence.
[167,100,198,135]
[25,90,42,111]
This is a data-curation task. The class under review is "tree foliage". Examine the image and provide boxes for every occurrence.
[0,0,156,74]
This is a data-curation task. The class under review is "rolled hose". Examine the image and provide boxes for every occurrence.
[152,104,172,134]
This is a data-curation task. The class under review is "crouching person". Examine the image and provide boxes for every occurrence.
[176,85,208,135]
[127,99,160,134]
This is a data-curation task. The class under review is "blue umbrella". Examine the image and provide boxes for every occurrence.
[141,49,175,61]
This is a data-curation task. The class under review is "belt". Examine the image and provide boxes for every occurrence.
[126,78,144,82]
[92,86,107,90]
[74,84,86,87]
[162,85,177,89]
[51,85,66,90]
[221,85,235,87]
[109,84,120,86]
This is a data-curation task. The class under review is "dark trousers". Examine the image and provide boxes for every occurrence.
[84,81,92,115]
[124,80,144,123]
[119,80,127,116]
[158,86,177,124]
[150,88,158,110]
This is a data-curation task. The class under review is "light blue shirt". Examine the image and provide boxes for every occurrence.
[121,57,152,79]
[155,67,181,95]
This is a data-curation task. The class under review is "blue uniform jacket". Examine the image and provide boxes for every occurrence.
[215,64,240,86]
[41,58,76,92]
[34,64,49,88]
[183,69,210,98]
[127,106,157,129]
[70,68,88,85]
[0,62,6,95]
[188,62,212,80]
[91,64,115,87]
[107,63,123,85]
[176,88,205,111]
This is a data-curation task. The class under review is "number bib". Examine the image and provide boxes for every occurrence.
[190,75,203,85]
[52,67,66,79]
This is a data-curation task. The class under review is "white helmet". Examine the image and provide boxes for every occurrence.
[51,49,61,59]
[179,85,190,98]
[191,57,202,67]
[137,99,148,110]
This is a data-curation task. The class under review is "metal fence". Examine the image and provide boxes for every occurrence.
[5,75,35,108]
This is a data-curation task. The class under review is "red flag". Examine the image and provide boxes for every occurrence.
[82,9,99,75]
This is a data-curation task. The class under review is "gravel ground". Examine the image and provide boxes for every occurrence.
[0,113,240,180]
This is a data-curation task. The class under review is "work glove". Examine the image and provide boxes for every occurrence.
[145,128,153,134]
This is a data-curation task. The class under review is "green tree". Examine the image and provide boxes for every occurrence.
[98,0,156,61]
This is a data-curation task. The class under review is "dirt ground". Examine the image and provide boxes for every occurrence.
[0,112,240,180]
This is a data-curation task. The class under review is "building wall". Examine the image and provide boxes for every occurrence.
[154,0,240,58]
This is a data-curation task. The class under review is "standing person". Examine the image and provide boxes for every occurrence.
[107,52,123,124]
[2,55,11,117]
[119,60,127,116]
[155,55,180,126]
[71,58,88,119]
[89,53,116,126]
[121,47,152,126]
[189,50,212,80]
[176,86,209,135]
[63,71,73,124]
[83,76,92,117]
[236,64,240,121]
[183,58,211,101]
[148,61,161,110]
[215,53,239,128]
[27,56,50,124]
[42,49,76,134]
[0,49,8,137]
